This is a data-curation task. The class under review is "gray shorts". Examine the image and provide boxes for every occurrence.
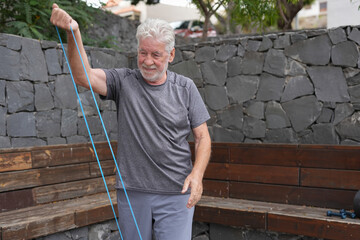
[117,190,194,240]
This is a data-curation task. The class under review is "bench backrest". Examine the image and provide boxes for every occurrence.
[193,143,360,210]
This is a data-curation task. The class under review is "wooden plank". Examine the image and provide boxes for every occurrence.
[229,164,299,185]
[0,189,34,212]
[268,213,360,240]
[229,182,300,205]
[210,145,229,163]
[298,145,360,170]
[33,176,116,204]
[32,146,94,168]
[301,168,360,190]
[94,141,117,161]
[203,180,229,198]
[230,144,299,166]
[76,203,118,227]
[90,160,116,177]
[204,163,229,180]
[0,152,32,173]
[0,170,40,192]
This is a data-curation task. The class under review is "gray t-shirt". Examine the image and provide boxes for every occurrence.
[101,68,210,194]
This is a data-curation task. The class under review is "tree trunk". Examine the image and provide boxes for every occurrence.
[277,0,304,30]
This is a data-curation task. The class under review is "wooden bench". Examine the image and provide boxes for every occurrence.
[1,142,360,240]
[193,143,360,240]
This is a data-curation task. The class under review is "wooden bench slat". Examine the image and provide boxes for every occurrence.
[301,168,360,190]
[90,160,116,177]
[204,162,229,180]
[0,152,32,173]
[229,164,299,185]
[230,144,299,166]
[203,180,229,198]
[0,189,34,213]
[33,176,116,204]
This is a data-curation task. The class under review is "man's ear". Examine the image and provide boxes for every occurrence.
[169,48,175,63]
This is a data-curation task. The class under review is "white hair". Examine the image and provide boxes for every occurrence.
[136,18,175,53]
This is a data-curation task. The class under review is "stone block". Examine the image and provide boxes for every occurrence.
[336,112,360,141]
[78,91,99,117]
[264,128,297,143]
[348,84,360,103]
[19,38,48,82]
[171,48,183,65]
[316,107,334,123]
[284,34,331,65]
[41,40,58,49]
[217,104,243,130]
[0,107,6,136]
[281,76,314,102]
[170,60,202,87]
[6,35,22,51]
[348,27,360,45]
[90,50,116,69]
[204,85,229,111]
[7,112,36,137]
[331,41,358,67]
[45,49,62,75]
[36,110,61,138]
[312,123,339,144]
[215,45,237,62]
[265,101,290,129]
[0,136,11,149]
[0,80,5,106]
[0,46,20,80]
[47,137,67,146]
[7,81,34,113]
[12,138,46,148]
[308,66,350,102]
[61,109,78,137]
[333,103,354,125]
[285,59,307,76]
[259,37,273,52]
[67,135,88,144]
[78,116,103,136]
[239,51,264,75]
[328,27,347,44]
[246,40,261,52]
[54,75,77,109]
[274,34,291,49]
[282,96,323,132]
[256,73,285,101]
[290,33,307,44]
[212,126,244,142]
[200,61,226,86]
[244,101,264,119]
[243,116,266,138]
[35,83,55,111]
[195,46,216,63]
[227,56,243,77]
[227,75,259,104]
[263,49,286,77]
[237,44,245,57]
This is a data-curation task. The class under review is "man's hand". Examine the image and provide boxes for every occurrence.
[50,3,79,32]
[181,171,203,209]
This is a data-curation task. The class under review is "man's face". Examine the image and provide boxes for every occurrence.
[137,37,174,84]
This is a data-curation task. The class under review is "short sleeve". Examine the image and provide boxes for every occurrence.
[188,81,210,129]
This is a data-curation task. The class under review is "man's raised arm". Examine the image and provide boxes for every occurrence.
[50,3,107,96]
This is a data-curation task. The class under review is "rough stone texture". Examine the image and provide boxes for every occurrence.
[204,85,229,111]
[264,128,297,143]
[244,101,264,119]
[0,46,20,80]
[274,34,291,49]
[227,56,242,77]
[286,59,307,76]
[90,50,116,69]
[281,76,314,102]
[333,103,354,125]
[0,136,11,149]
[263,49,286,77]
[312,123,339,144]
[7,81,34,113]
[45,49,62,75]
[317,107,334,123]
[265,101,290,129]
[336,112,360,141]
[20,38,48,82]
[227,75,259,104]
[282,96,323,132]
[35,83,54,111]
[256,73,285,101]
[201,61,226,86]
[243,116,266,138]
[348,27,360,45]
[307,66,350,102]
[7,112,36,137]
[259,36,273,52]
[0,80,5,106]
[284,34,331,65]
[240,51,265,75]
[328,27,347,44]
[215,45,237,62]
[54,75,77,109]
[217,105,243,130]
[78,116,103,136]
[331,41,359,67]
[0,107,6,136]
[36,110,61,138]
[195,46,216,63]
[170,60,202,86]
[212,126,245,142]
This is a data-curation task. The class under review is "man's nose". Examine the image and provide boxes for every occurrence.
[144,55,154,66]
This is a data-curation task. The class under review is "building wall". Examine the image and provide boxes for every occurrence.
[1,25,360,149]
[327,0,360,28]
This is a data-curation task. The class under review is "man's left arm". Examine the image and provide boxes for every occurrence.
[182,122,211,208]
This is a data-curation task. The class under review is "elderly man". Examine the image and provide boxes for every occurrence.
[51,3,211,240]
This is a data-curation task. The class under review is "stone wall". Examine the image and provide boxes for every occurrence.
[1,25,360,148]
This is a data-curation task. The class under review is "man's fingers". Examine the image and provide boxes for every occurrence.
[181,178,190,194]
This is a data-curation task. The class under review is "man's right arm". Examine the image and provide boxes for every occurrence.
[50,3,107,96]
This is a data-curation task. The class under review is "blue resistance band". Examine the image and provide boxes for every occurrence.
[55,26,143,240]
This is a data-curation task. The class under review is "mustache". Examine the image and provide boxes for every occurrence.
[142,64,156,69]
